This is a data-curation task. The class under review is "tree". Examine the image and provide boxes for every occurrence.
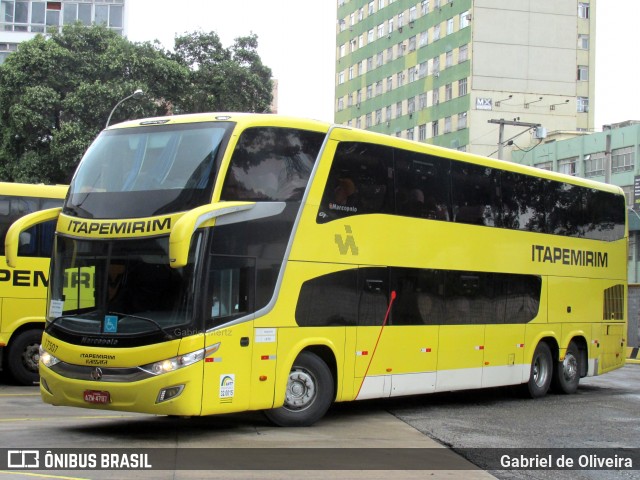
[172,31,273,114]
[0,26,273,184]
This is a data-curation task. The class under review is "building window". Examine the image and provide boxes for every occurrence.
[584,152,605,177]
[379,0,385,10]
[444,116,452,133]
[419,93,427,109]
[377,52,384,67]
[460,11,470,28]
[398,41,405,56]
[432,56,440,75]
[612,147,635,173]
[432,121,439,137]
[376,81,383,95]
[418,61,427,78]
[434,24,440,40]
[338,72,345,84]
[446,18,454,35]
[367,56,373,70]
[408,97,415,114]
[407,128,415,140]
[409,36,416,52]
[422,1,429,15]
[432,88,440,105]
[386,106,392,121]
[445,83,452,101]
[397,71,404,86]
[410,6,417,22]
[578,34,589,49]
[419,31,428,47]
[368,29,375,43]
[376,109,382,125]
[459,44,468,63]
[349,66,354,80]
[338,98,344,111]
[558,157,578,176]
[378,24,385,39]
[578,2,590,19]
[419,124,427,141]
[577,65,589,81]
[387,46,394,61]
[577,96,589,113]
[536,162,553,171]
[366,113,372,128]
[396,101,403,117]
[458,112,467,129]
[409,67,416,82]
[368,1,375,15]
[389,18,394,34]
[445,50,453,68]
[398,12,404,28]
[387,76,393,91]
[458,78,468,96]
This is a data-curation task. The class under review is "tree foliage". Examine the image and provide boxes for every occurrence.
[0,25,273,184]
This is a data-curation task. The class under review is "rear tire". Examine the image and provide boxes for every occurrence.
[6,329,42,385]
[264,351,334,427]
[523,342,553,398]
[552,341,581,394]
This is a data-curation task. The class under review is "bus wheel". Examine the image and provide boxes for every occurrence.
[264,351,334,427]
[6,329,42,386]
[523,342,552,398]
[552,341,581,394]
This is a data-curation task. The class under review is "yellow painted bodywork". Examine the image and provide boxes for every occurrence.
[0,182,67,352]
[36,114,627,416]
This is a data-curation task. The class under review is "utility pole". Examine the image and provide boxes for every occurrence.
[488,119,541,160]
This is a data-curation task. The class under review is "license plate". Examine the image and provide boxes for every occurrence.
[83,390,110,404]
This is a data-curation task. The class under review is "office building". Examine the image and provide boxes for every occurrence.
[0,0,128,63]
[335,0,596,160]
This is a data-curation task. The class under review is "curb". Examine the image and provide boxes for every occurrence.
[627,347,640,364]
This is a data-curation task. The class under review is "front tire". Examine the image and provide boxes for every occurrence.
[264,351,334,427]
[523,342,553,398]
[5,329,42,385]
[552,341,581,394]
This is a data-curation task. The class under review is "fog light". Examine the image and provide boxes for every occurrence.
[40,377,51,394]
[156,385,185,403]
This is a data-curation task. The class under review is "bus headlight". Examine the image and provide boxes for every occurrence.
[140,343,220,376]
[39,345,61,368]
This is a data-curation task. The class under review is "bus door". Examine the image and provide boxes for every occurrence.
[354,267,438,400]
[436,271,485,391]
[200,256,255,415]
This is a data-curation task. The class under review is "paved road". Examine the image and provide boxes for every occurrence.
[0,381,493,479]
[0,365,637,479]
[387,364,640,480]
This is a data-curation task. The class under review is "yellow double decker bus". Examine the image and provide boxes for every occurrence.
[6,114,627,425]
[0,182,67,385]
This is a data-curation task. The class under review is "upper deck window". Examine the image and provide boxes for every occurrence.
[66,122,233,219]
[221,127,325,202]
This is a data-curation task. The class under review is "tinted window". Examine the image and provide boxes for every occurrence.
[0,196,62,257]
[395,149,450,220]
[294,267,541,327]
[221,127,325,202]
[318,142,394,223]
[451,161,499,226]
[499,172,548,233]
[296,269,358,327]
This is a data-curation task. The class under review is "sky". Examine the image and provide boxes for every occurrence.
[125,0,639,130]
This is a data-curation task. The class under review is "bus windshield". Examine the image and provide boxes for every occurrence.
[48,235,199,345]
[65,122,233,219]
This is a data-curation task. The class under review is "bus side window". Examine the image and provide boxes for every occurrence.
[318,142,394,223]
[206,256,255,328]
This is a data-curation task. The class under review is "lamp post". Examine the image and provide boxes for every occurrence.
[106,89,144,128]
